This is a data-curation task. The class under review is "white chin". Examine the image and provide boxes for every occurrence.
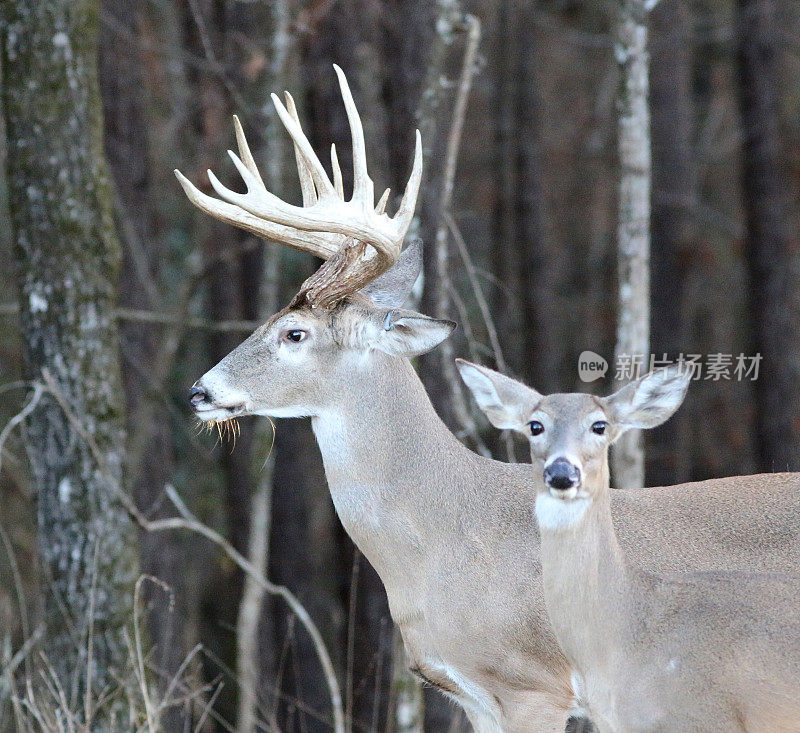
[194,406,247,422]
[254,406,314,419]
[548,486,580,500]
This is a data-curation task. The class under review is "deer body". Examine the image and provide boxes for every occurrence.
[540,487,800,731]
[180,69,800,731]
[460,361,800,731]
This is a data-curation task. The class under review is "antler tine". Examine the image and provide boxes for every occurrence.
[393,130,423,239]
[232,115,265,190]
[271,92,336,200]
[284,92,318,207]
[330,144,345,199]
[376,188,390,215]
[173,169,341,259]
[333,64,373,206]
[207,149,271,209]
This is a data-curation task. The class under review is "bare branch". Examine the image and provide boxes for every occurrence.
[447,215,517,462]
[445,214,507,373]
[0,302,262,334]
[429,13,489,456]
[115,308,261,333]
[0,384,45,477]
[37,370,345,733]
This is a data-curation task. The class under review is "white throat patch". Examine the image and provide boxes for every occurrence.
[569,671,591,718]
[535,492,590,530]
[312,411,352,468]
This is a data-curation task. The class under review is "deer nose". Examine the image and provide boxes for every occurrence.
[544,458,581,490]
[189,383,210,407]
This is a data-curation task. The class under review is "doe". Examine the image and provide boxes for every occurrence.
[458,359,800,732]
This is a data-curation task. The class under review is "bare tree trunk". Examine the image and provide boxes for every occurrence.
[237,451,274,733]
[1,0,138,720]
[394,2,483,727]
[736,0,800,472]
[493,0,554,392]
[388,2,476,728]
[388,627,424,733]
[178,1,256,723]
[416,0,487,461]
[98,4,190,730]
[269,421,343,732]
[234,4,292,729]
[647,0,696,486]
[416,0,469,435]
[380,4,442,728]
[611,0,656,489]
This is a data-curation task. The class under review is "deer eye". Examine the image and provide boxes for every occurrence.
[591,421,608,435]
[283,329,307,343]
[529,421,545,436]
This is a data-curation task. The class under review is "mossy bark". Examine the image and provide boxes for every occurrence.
[1,0,138,718]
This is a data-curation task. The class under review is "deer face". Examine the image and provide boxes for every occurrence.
[190,245,455,421]
[456,360,690,501]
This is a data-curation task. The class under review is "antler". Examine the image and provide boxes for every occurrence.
[175,65,423,308]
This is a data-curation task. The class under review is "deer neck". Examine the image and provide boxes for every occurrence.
[535,470,633,674]
[310,351,470,575]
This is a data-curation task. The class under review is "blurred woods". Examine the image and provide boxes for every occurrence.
[1,0,800,730]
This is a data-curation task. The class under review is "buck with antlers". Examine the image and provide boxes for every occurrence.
[459,359,800,731]
[178,67,800,732]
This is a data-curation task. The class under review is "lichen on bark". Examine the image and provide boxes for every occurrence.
[611,0,655,489]
[1,0,138,720]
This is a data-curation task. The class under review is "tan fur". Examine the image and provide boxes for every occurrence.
[465,373,800,732]
[195,310,800,731]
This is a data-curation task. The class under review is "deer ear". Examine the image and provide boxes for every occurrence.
[456,359,541,430]
[361,240,423,307]
[370,308,456,358]
[603,366,690,432]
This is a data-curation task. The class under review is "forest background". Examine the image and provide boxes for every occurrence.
[1,0,799,730]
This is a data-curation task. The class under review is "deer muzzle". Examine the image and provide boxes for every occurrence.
[543,458,582,492]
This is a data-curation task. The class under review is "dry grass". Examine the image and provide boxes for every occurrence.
[0,576,229,733]
[2,382,340,732]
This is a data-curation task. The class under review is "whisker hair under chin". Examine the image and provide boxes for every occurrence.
[197,416,242,452]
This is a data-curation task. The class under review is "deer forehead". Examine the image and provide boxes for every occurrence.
[532,394,608,427]
[269,306,330,332]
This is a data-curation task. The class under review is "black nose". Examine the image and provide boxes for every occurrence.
[189,384,209,406]
[544,458,581,490]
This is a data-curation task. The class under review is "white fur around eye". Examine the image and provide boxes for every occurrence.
[277,342,309,364]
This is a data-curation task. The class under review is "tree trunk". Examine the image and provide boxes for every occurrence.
[736,0,800,472]
[1,0,138,719]
[231,2,292,728]
[98,3,190,729]
[611,0,654,489]
[395,1,477,727]
[493,0,553,392]
[178,0,256,723]
[647,0,696,486]
[269,421,344,732]
[415,3,488,465]
[416,0,469,436]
